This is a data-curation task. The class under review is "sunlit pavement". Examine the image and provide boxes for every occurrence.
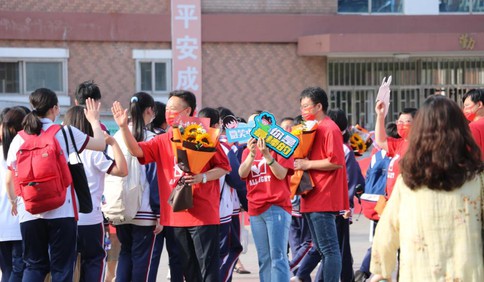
[156,216,375,281]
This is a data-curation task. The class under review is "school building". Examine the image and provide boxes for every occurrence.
[1,0,484,129]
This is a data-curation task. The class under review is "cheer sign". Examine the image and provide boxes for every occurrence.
[249,112,299,159]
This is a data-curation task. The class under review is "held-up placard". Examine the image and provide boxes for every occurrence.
[249,112,299,159]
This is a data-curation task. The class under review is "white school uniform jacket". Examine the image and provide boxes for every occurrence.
[77,150,115,226]
[0,147,22,241]
[219,144,233,224]
[6,119,89,223]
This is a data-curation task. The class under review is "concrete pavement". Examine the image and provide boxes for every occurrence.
[156,215,374,281]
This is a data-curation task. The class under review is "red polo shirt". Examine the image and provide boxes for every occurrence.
[300,116,349,213]
[469,118,484,160]
[241,149,293,216]
[138,129,231,227]
[385,137,409,198]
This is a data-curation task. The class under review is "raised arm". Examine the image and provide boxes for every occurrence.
[104,132,128,177]
[84,98,106,151]
[238,138,257,178]
[375,100,389,152]
[111,101,144,158]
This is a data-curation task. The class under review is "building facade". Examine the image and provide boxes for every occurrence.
[1,0,483,129]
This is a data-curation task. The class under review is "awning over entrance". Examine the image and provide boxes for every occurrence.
[298,32,484,57]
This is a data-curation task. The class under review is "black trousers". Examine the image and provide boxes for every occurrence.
[174,225,220,282]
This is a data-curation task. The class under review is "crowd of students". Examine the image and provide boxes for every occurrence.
[0,81,483,282]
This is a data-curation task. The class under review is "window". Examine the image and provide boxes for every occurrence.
[328,57,484,128]
[0,48,69,105]
[440,0,484,13]
[133,50,172,101]
[338,0,403,13]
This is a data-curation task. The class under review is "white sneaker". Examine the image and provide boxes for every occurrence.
[166,268,171,280]
[290,276,302,282]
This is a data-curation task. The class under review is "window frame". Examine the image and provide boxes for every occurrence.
[133,49,172,102]
[0,48,69,106]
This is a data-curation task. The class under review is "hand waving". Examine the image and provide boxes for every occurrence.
[84,98,101,124]
[375,76,392,117]
[111,101,128,128]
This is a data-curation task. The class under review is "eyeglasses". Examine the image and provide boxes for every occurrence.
[300,104,315,110]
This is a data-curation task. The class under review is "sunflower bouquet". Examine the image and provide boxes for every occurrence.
[289,120,318,198]
[291,120,318,159]
[171,116,220,174]
[349,124,373,156]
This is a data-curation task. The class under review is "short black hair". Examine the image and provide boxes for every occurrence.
[399,108,417,118]
[198,107,220,127]
[462,89,484,104]
[300,87,329,113]
[216,107,235,120]
[75,80,101,105]
[385,122,400,139]
[169,90,196,116]
[294,115,304,125]
[327,109,349,143]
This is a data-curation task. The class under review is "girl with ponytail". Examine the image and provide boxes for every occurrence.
[0,107,28,281]
[4,88,106,281]
[109,92,161,281]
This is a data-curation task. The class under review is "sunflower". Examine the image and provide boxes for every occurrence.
[350,133,366,155]
[291,124,304,136]
[196,133,214,147]
[183,124,202,141]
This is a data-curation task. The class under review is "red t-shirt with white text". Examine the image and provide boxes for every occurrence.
[300,116,349,213]
[138,129,231,227]
[241,149,293,216]
[386,137,409,198]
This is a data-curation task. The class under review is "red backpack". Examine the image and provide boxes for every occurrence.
[15,125,72,214]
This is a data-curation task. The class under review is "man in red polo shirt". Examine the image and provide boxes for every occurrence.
[374,103,417,198]
[111,90,230,282]
[293,87,348,282]
[463,88,484,160]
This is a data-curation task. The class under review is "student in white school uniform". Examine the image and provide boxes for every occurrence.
[4,88,106,282]
[0,107,28,282]
[110,92,161,282]
[63,106,128,282]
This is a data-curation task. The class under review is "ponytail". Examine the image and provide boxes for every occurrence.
[22,112,43,135]
[2,107,28,159]
[23,88,59,135]
[129,92,154,142]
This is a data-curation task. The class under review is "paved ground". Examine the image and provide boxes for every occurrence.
[156,215,375,281]
[0,215,376,281]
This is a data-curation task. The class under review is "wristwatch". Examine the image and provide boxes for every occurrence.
[202,173,207,184]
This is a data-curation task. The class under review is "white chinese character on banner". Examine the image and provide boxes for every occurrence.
[176,67,199,91]
[176,36,198,60]
[175,4,197,29]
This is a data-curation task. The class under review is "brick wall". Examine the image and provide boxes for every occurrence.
[1,0,170,14]
[202,43,326,122]
[0,40,170,114]
[1,41,326,122]
[202,0,337,14]
[2,0,337,14]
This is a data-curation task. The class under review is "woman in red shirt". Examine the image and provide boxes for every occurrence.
[239,137,294,282]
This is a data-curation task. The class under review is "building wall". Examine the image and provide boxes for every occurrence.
[202,0,337,14]
[0,40,324,121]
[1,0,337,14]
[202,43,326,121]
[0,0,170,14]
[0,40,170,114]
